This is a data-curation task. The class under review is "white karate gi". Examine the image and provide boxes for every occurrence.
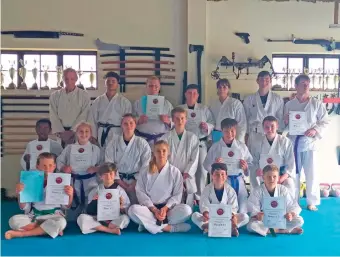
[57,142,101,217]
[77,183,131,234]
[159,129,199,206]
[191,183,249,230]
[105,134,152,204]
[49,87,91,134]
[284,97,329,205]
[20,139,63,171]
[247,184,304,236]
[9,190,68,239]
[128,162,192,234]
[133,96,173,148]
[210,97,247,142]
[243,91,284,147]
[249,134,296,197]
[88,93,132,148]
[178,103,215,200]
[203,138,253,213]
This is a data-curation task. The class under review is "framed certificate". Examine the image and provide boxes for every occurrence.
[208,204,232,238]
[221,147,242,176]
[263,196,287,229]
[186,109,202,135]
[29,141,50,169]
[70,144,92,172]
[289,111,309,136]
[145,95,165,120]
[45,173,71,205]
[260,154,282,170]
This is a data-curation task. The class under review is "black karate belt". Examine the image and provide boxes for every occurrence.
[135,130,165,144]
[71,172,97,211]
[199,137,208,148]
[61,127,72,148]
[154,203,168,226]
[119,172,137,181]
[98,122,121,147]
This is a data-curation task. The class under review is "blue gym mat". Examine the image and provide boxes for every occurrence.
[1,198,340,256]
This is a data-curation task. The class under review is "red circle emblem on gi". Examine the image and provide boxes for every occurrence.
[56,177,63,184]
[228,151,234,157]
[267,158,273,164]
[153,98,158,104]
[106,193,112,199]
[36,145,43,151]
[295,114,301,119]
[191,112,196,118]
[217,208,224,215]
[271,201,278,208]
[78,148,85,153]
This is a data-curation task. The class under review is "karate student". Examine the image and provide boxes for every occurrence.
[249,116,296,197]
[21,118,63,171]
[247,164,304,236]
[105,113,152,204]
[159,107,199,207]
[284,74,329,211]
[178,84,215,201]
[77,163,130,235]
[128,140,192,234]
[209,78,247,143]
[203,118,253,214]
[88,71,132,148]
[49,68,91,148]
[5,152,73,240]
[133,76,173,148]
[192,163,249,236]
[243,71,284,147]
[57,121,101,214]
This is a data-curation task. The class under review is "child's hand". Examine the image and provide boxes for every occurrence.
[284,113,289,126]
[200,122,208,133]
[93,194,99,200]
[203,211,209,222]
[16,183,24,194]
[159,115,170,125]
[285,212,295,221]
[64,185,74,197]
[215,157,223,163]
[305,128,317,138]
[62,165,72,174]
[138,115,148,125]
[232,213,238,225]
[23,154,31,162]
[256,168,263,177]
[256,212,264,221]
[183,173,190,180]
[119,196,124,208]
[159,206,168,220]
[87,166,97,174]
[240,160,248,171]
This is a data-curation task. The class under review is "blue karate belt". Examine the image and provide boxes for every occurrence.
[229,174,242,195]
[293,135,303,175]
[119,172,137,180]
[98,122,121,147]
[71,172,97,210]
[135,130,165,144]
[61,126,72,148]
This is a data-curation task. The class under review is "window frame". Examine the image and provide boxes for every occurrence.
[1,50,98,89]
[272,53,340,91]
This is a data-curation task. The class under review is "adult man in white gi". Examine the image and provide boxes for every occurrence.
[49,68,91,147]
[133,76,173,148]
[178,84,215,202]
[243,71,284,148]
[209,78,247,143]
[88,72,132,149]
[284,74,329,211]
[159,107,199,207]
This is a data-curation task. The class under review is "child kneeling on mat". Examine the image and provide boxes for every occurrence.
[77,162,130,235]
[247,164,304,236]
[5,152,74,240]
[192,163,249,236]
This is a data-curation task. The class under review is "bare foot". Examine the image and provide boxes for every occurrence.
[5,230,23,240]
[232,227,239,237]
[201,223,208,233]
[108,223,118,229]
[109,228,121,235]
[59,231,64,236]
[21,223,38,231]
[290,227,303,235]
[307,205,318,211]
